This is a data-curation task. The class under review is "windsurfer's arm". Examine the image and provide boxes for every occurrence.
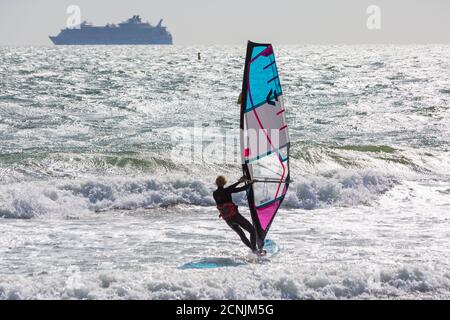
[228,179,255,193]
[226,181,241,190]
[225,176,246,190]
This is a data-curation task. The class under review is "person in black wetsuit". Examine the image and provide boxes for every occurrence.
[213,175,262,253]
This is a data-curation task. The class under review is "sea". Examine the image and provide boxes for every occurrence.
[0,45,449,299]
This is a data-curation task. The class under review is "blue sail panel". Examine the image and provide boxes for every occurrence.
[245,44,283,111]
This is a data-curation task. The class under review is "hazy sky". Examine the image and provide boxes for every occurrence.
[0,0,449,45]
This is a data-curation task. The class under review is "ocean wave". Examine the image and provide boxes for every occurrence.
[289,144,450,180]
[0,169,397,219]
[0,177,215,219]
[284,170,397,210]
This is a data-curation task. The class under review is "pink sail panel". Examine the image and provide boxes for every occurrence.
[256,200,280,231]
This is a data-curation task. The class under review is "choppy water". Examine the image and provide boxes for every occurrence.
[0,45,449,299]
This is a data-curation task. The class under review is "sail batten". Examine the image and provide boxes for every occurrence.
[240,41,290,242]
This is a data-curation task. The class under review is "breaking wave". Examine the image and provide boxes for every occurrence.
[0,169,397,219]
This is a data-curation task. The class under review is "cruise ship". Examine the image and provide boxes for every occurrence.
[49,15,173,45]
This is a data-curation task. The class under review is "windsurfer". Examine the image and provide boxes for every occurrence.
[213,175,265,255]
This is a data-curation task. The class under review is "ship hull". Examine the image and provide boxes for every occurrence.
[49,26,173,45]
[49,37,173,45]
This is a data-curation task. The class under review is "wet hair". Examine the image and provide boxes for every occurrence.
[215,175,227,187]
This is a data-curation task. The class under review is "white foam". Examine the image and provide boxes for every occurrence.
[0,169,398,219]
[0,264,448,300]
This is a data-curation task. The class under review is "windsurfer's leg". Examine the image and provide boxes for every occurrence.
[226,220,253,250]
[232,214,257,251]
[257,237,264,250]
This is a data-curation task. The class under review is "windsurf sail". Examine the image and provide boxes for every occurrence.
[240,41,290,243]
